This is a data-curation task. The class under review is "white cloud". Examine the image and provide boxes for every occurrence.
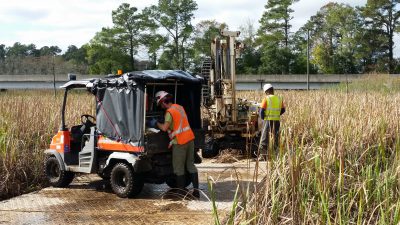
[1,0,398,56]
[194,0,265,30]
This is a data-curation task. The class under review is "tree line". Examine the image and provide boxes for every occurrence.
[1,0,399,75]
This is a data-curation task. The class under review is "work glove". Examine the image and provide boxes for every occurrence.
[157,115,165,123]
[146,118,158,128]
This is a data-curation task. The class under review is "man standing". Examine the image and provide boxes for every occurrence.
[149,90,200,199]
[258,84,286,160]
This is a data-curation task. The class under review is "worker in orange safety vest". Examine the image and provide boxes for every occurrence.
[151,90,200,199]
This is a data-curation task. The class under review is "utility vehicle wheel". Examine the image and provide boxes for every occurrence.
[110,163,143,198]
[165,174,191,188]
[44,156,74,187]
[201,136,219,158]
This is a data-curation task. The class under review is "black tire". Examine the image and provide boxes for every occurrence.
[165,173,191,188]
[44,156,74,187]
[201,136,219,158]
[110,162,143,198]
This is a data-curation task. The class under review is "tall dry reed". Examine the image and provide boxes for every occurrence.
[0,90,93,200]
[1,75,399,225]
[228,75,400,224]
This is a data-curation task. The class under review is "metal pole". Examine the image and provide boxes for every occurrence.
[60,89,68,131]
[220,30,240,122]
[307,29,310,91]
[174,80,177,103]
[144,86,147,134]
[230,35,237,123]
[53,55,56,97]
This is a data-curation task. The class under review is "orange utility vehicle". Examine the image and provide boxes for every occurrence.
[44,70,203,198]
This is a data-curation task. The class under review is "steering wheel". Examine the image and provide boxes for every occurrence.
[81,114,96,126]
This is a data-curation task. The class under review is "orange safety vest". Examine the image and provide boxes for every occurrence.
[166,104,195,146]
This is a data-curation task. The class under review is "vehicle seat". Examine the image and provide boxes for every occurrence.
[70,125,85,143]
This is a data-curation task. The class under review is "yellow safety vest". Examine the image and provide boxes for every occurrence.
[264,95,282,121]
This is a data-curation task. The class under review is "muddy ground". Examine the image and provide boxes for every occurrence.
[0,159,267,225]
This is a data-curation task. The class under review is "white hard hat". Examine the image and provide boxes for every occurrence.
[263,83,273,92]
[155,90,170,105]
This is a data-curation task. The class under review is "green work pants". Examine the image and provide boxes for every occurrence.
[172,140,198,176]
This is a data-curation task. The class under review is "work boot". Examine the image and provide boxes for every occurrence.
[176,175,188,198]
[190,172,200,199]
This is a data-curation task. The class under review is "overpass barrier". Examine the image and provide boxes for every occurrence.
[0,74,394,90]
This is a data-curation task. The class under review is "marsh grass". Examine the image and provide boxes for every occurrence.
[336,74,400,93]
[217,75,400,224]
[0,90,93,200]
[0,74,399,225]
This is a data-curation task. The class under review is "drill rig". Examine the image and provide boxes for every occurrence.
[201,30,260,158]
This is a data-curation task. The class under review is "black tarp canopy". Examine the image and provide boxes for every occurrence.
[123,70,202,83]
[87,70,202,146]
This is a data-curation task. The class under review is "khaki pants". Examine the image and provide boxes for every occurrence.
[172,140,198,176]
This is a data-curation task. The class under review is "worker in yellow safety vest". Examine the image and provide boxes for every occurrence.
[258,83,286,160]
[148,90,200,199]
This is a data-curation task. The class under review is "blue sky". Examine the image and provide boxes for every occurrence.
[0,0,380,54]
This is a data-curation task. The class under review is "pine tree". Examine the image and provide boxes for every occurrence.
[257,0,298,74]
[361,0,400,73]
